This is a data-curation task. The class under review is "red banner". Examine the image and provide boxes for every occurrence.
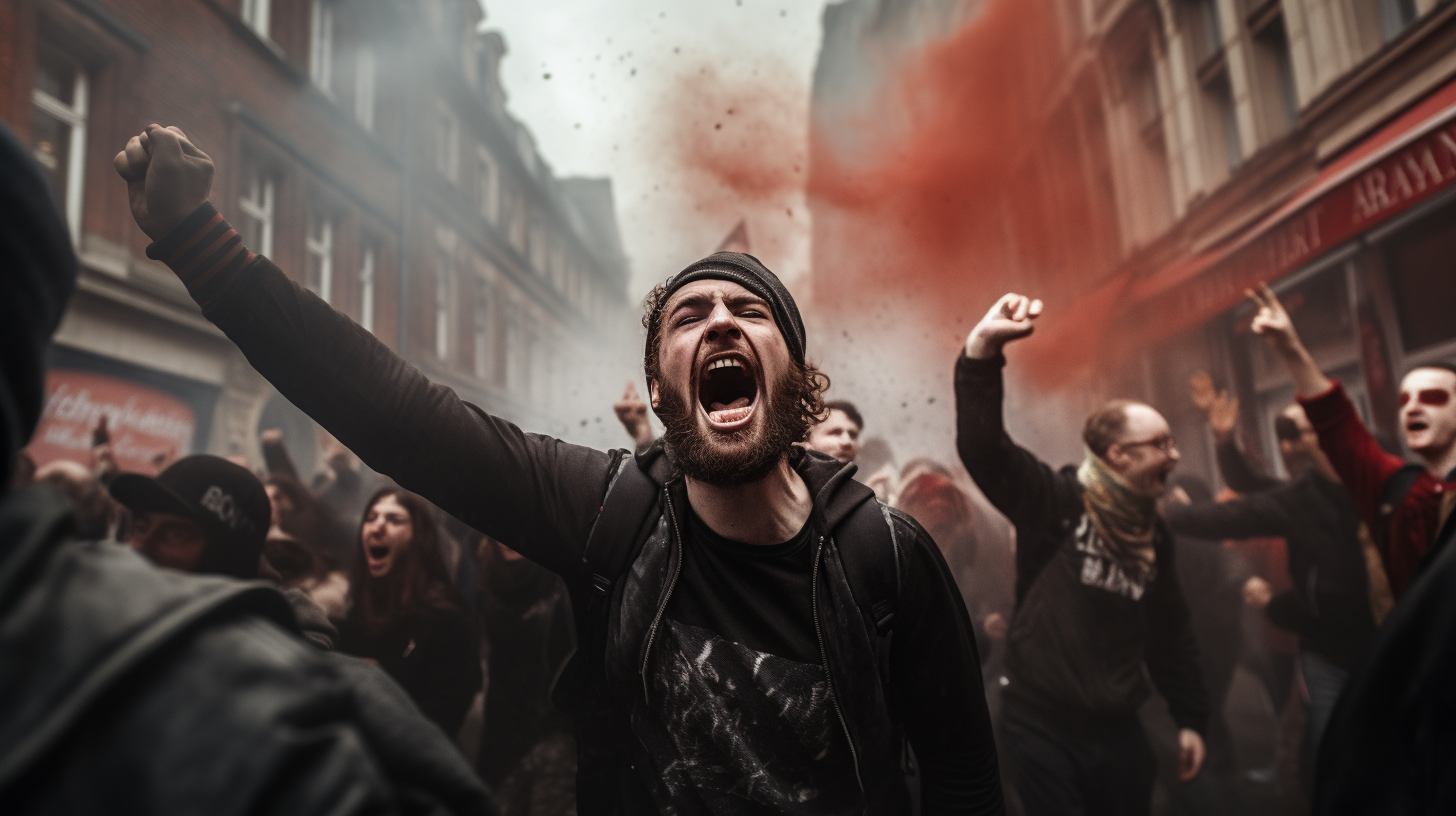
[27,370,196,475]
[1129,94,1456,345]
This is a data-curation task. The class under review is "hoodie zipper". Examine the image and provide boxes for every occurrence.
[813,535,865,794]
[641,486,685,701]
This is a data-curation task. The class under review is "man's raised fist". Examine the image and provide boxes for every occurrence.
[964,293,1044,360]
[113,124,214,241]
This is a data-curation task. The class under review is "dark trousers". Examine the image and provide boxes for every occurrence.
[1000,701,1157,816]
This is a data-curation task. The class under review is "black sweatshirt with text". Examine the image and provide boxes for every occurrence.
[955,354,1208,733]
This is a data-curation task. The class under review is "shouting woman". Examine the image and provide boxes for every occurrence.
[338,488,481,737]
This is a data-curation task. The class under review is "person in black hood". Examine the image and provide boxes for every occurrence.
[955,293,1208,816]
[115,123,1002,815]
[0,120,495,816]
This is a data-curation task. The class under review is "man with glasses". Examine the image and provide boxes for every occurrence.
[954,294,1207,816]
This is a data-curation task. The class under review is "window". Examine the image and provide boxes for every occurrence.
[358,243,375,332]
[238,165,275,257]
[436,106,459,183]
[355,47,376,131]
[473,290,492,381]
[1251,13,1299,139]
[305,213,333,302]
[241,0,270,39]
[1187,0,1223,64]
[435,253,452,360]
[476,148,497,222]
[309,0,334,93]
[1207,74,1242,172]
[1376,0,1417,44]
[30,44,87,245]
[1386,200,1456,353]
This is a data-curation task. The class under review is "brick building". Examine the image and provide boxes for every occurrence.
[810,0,1456,483]
[4,0,631,478]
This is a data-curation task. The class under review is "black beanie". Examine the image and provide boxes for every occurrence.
[657,252,807,366]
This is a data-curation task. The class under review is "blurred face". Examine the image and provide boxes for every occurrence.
[1277,404,1324,464]
[650,279,798,485]
[1105,404,1180,498]
[1398,368,1456,459]
[361,494,413,578]
[807,409,861,463]
[264,483,293,528]
[129,510,210,572]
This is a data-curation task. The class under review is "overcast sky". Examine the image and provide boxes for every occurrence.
[481,0,832,295]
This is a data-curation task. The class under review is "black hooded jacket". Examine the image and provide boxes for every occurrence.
[143,203,1003,815]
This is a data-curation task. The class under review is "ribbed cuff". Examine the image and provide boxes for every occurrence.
[145,202,256,310]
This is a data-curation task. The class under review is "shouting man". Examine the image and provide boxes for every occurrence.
[954,294,1207,816]
[115,125,1001,815]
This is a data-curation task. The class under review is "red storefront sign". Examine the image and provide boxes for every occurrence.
[27,370,196,475]
[1126,82,1456,346]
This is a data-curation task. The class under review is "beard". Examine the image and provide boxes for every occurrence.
[656,364,810,487]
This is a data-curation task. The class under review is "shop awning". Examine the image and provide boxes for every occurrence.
[1121,73,1456,347]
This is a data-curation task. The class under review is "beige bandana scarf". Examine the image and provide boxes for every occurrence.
[1077,451,1158,585]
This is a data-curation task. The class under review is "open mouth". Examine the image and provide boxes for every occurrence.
[367,544,390,561]
[1408,421,1430,433]
[698,354,759,428]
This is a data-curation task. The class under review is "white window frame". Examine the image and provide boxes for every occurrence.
[476,147,497,222]
[241,0,271,39]
[359,243,375,332]
[436,106,459,183]
[309,0,334,93]
[305,213,333,302]
[355,46,376,131]
[31,61,88,246]
[435,253,452,360]
[239,168,275,258]
[473,291,491,381]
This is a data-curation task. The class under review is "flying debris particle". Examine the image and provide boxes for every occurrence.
[928,397,936,404]
[574,123,581,129]
[631,68,637,76]
[714,123,722,130]
[543,72,552,79]
[901,402,908,408]
[581,420,588,426]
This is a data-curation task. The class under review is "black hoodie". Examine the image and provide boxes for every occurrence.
[144,203,1004,815]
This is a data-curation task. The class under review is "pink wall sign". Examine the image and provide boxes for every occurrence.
[27,370,197,475]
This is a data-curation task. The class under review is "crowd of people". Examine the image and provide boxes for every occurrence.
[1,115,1454,816]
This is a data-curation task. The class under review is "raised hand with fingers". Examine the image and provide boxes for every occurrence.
[965,293,1044,360]
[1246,282,1332,397]
[1190,371,1239,442]
[613,381,654,448]
[1246,283,1299,351]
[113,124,215,241]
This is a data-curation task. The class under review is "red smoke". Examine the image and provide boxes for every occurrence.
[808,0,1125,383]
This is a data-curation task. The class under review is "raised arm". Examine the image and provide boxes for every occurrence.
[957,294,1082,596]
[115,125,615,578]
[1190,370,1281,493]
[1246,284,1404,526]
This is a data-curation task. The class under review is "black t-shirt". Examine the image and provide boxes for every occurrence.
[667,506,818,662]
[634,505,859,814]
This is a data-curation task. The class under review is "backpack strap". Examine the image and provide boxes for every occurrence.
[1376,463,1425,555]
[831,481,901,637]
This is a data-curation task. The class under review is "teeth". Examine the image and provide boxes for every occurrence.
[708,358,744,372]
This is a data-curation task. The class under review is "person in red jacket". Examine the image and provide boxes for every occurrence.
[1247,284,1456,815]
[1246,285,1456,596]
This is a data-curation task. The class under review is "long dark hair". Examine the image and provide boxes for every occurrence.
[349,487,460,631]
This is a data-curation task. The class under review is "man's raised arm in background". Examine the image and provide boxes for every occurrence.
[114,124,615,578]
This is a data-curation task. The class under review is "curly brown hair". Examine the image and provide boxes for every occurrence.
[640,281,830,442]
